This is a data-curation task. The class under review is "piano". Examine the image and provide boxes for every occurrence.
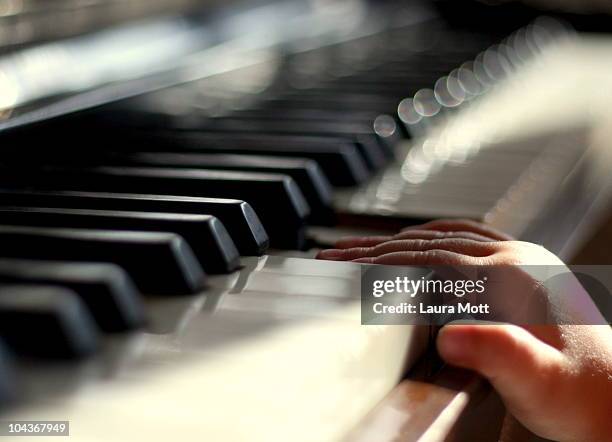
[0,0,611,440]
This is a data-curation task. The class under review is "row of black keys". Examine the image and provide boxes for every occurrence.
[0,151,385,404]
[0,110,408,253]
[0,156,336,361]
[0,191,271,404]
[0,50,404,377]
[0,137,398,394]
[0,197,254,357]
[0,272,141,406]
[0,139,395,365]
[0,27,493,404]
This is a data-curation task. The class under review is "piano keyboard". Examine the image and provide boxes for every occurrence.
[0,0,611,440]
[1,255,430,442]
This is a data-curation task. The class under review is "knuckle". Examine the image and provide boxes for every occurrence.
[359,247,376,257]
[422,249,448,264]
[413,239,430,249]
[373,242,402,255]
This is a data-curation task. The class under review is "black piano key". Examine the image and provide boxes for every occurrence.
[0,190,267,256]
[0,226,206,295]
[0,207,240,274]
[69,129,370,187]
[119,132,369,187]
[0,285,99,359]
[186,117,390,170]
[223,111,402,158]
[0,167,310,250]
[2,129,369,188]
[0,190,268,256]
[108,153,336,225]
[0,259,145,332]
[257,96,408,143]
[67,111,387,170]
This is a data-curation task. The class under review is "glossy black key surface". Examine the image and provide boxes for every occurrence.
[64,111,389,169]
[0,260,144,332]
[109,153,336,225]
[0,207,240,274]
[0,190,268,256]
[0,167,310,250]
[1,130,369,187]
[157,133,370,187]
[0,226,206,295]
[184,117,390,170]
[0,285,99,359]
[87,131,369,187]
[225,110,404,155]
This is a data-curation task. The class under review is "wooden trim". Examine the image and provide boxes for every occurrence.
[345,361,505,442]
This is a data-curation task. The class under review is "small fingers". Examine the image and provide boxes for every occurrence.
[393,229,496,242]
[402,219,515,241]
[353,250,480,266]
[333,230,495,250]
[318,238,498,261]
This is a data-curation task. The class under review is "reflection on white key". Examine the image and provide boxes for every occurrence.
[6,257,430,441]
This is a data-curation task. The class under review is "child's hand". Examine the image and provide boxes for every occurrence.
[318,220,612,442]
[317,218,558,266]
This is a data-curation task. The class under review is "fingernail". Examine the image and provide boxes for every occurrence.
[437,328,472,363]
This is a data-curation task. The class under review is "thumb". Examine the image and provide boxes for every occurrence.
[436,323,566,419]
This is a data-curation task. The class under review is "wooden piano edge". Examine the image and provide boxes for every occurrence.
[345,332,506,442]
